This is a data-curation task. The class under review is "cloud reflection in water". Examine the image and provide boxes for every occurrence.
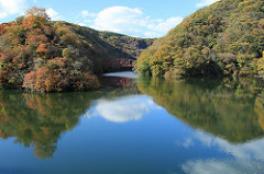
[83,95,156,123]
[182,131,264,174]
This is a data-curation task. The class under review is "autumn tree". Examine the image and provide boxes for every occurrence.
[25,7,50,21]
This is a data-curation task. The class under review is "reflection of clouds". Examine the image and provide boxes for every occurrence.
[182,159,264,174]
[195,131,264,161]
[104,71,137,79]
[182,131,264,174]
[178,138,194,148]
[84,95,156,123]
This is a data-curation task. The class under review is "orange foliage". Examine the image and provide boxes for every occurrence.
[36,44,48,54]
[0,52,5,60]
[0,23,15,35]
[22,16,47,29]
[23,71,37,88]
[22,16,37,28]
[35,67,49,90]
[23,67,48,92]
[0,25,6,35]
[44,72,64,92]
[26,33,48,45]
[23,67,67,92]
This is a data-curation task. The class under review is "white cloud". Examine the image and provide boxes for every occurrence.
[92,6,142,34]
[196,0,220,8]
[81,10,97,18]
[80,6,183,38]
[0,3,182,37]
[78,10,97,26]
[46,8,61,20]
[0,0,61,21]
[84,95,155,123]
[0,0,27,18]
[0,12,7,18]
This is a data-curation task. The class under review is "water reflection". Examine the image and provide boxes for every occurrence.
[0,92,88,158]
[182,131,264,174]
[137,78,264,143]
[137,78,264,174]
[1,74,264,173]
[0,76,137,159]
[84,95,155,123]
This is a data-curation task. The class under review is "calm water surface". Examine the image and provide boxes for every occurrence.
[0,72,264,174]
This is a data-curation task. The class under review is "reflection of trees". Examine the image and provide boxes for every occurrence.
[255,93,264,130]
[0,77,138,159]
[137,78,264,143]
[0,92,93,159]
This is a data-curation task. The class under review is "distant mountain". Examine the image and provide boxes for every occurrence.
[0,8,153,92]
[136,0,264,79]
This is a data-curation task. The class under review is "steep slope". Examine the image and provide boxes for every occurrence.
[136,0,264,79]
[0,9,152,92]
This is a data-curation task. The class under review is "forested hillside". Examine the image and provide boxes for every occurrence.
[136,0,264,79]
[0,8,152,92]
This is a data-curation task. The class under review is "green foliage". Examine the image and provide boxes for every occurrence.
[98,32,154,58]
[136,0,264,80]
[62,47,72,59]
[15,16,24,24]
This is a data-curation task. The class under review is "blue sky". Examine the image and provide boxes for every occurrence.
[0,0,218,37]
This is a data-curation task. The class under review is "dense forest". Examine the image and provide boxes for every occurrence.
[136,0,264,79]
[0,8,152,92]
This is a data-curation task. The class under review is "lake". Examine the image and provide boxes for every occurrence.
[0,71,264,174]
